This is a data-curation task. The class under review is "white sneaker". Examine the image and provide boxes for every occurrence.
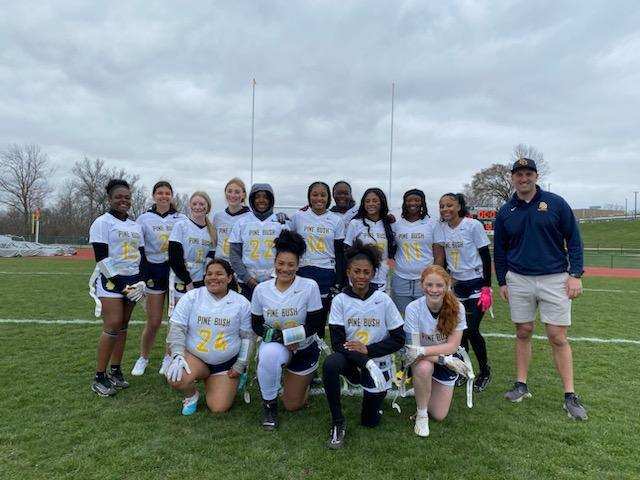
[131,357,149,376]
[414,411,430,437]
[159,354,172,375]
[181,391,200,416]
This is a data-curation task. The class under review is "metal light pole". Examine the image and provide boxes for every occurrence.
[250,78,256,186]
[389,81,395,201]
[634,191,638,220]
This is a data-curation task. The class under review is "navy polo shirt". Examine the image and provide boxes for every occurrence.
[493,186,583,286]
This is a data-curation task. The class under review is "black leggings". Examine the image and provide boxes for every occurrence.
[316,296,332,339]
[461,298,489,373]
[322,352,387,427]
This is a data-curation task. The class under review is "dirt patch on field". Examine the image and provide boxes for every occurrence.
[585,266,640,278]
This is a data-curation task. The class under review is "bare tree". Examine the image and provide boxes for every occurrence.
[511,144,549,180]
[468,163,514,207]
[173,192,190,214]
[0,144,54,234]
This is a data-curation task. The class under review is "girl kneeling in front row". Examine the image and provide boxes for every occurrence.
[404,265,468,437]
[323,241,405,449]
[165,259,255,415]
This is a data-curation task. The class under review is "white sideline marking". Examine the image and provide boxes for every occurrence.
[1,318,639,345]
[583,288,638,293]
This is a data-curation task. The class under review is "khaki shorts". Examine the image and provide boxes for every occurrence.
[505,271,571,326]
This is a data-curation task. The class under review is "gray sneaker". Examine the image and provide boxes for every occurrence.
[504,382,532,402]
[563,394,588,420]
[91,377,117,397]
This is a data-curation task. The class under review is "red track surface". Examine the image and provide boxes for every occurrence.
[584,266,640,279]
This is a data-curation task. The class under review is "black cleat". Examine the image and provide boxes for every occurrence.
[262,400,278,431]
[107,368,130,389]
[474,366,492,392]
[91,375,117,397]
[327,422,346,449]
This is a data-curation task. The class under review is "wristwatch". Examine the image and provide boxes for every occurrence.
[569,272,583,279]
[437,355,445,366]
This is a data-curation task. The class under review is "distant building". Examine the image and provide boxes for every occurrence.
[573,208,625,220]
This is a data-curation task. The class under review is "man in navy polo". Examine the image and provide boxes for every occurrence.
[493,157,587,420]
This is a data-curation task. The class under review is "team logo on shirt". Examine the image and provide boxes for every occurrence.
[518,158,528,166]
[537,202,548,212]
[146,279,155,288]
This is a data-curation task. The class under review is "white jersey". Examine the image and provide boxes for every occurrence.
[344,218,390,287]
[251,276,322,350]
[404,297,466,346]
[136,210,187,264]
[89,212,144,276]
[328,289,404,373]
[331,205,358,231]
[170,288,252,365]
[169,218,215,283]
[212,208,251,262]
[392,217,437,280]
[229,212,290,281]
[434,217,490,281]
[291,209,345,269]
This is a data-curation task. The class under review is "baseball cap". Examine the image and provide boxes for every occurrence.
[511,157,537,173]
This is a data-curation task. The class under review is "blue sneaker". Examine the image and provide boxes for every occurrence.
[181,391,199,416]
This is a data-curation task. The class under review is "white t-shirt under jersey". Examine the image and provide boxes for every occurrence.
[169,218,215,283]
[170,287,252,366]
[89,212,144,276]
[328,289,404,375]
[136,210,187,264]
[229,212,290,282]
[404,296,467,347]
[392,217,437,280]
[291,209,345,269]
[251,276,322,350]
[212,208,251,263]
[344,218,390,287]
[434,217,490,281]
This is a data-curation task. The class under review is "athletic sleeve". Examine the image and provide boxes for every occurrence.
[365,326,405,358]
[478,246,492,287]
[230,242,250,282]
[91,242,108,263]
[89,217,109,244]
[333,239,346,287]
[328,324,369,367]
[471,219,489,248]
[168,241,192,285]
[138,247,149,281]
[493,212,508,286]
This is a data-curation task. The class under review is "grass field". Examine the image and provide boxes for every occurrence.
[1,258,639,480]
[579,220,640,250]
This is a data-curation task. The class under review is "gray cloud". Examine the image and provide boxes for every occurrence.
[1,0,639,213]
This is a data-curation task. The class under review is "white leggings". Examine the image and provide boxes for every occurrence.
[257,342,291,401]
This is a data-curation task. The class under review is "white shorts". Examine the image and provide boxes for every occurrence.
[505,271,571,326]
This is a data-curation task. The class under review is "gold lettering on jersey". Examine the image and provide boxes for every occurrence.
[197,316,211,325]
[265,307,299,318]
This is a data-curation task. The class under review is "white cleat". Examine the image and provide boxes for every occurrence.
[159,354,172,375]
[131,357,149,376]
[414,412,430,437]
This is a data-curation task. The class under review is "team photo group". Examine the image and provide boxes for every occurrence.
[88,156,587,449]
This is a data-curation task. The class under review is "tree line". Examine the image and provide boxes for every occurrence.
[0,143,548,239]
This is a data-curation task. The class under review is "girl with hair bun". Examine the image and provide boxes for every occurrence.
[131,181,187,377]
[88,179,146,396]
[435,193,493,392]
[322,240,405,449]
[250,230,325,431]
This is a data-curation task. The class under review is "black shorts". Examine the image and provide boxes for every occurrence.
[453,277,484,301]
[205,354,238,375]
[298,266,335,296]
[287,342,320,375]
[145,261,170,293]
[98,273,141,299]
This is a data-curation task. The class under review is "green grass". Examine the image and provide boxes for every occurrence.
[579,219,640,250]
[1,258,640,479]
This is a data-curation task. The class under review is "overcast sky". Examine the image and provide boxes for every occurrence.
[2,1,639,213]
